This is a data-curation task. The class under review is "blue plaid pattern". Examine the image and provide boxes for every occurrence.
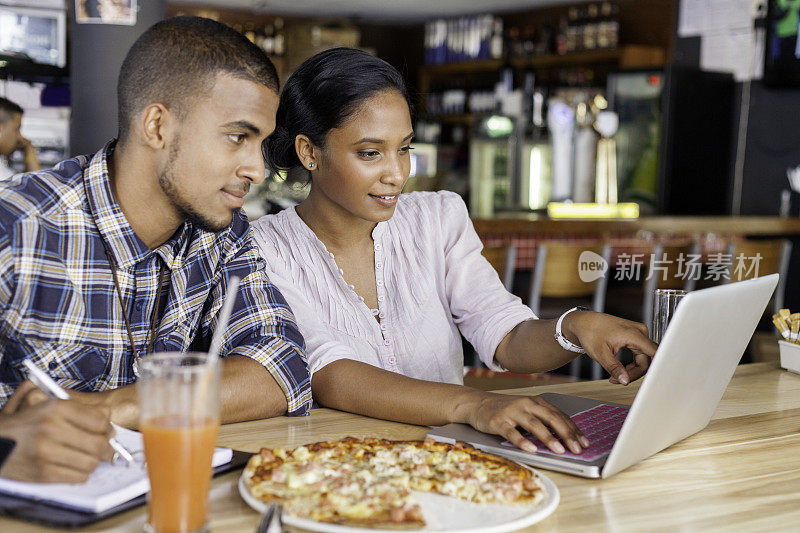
[0,141,311,415]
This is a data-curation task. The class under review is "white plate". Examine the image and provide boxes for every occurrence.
[238,469,559,533]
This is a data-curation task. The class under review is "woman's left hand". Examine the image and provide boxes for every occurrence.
[561,311,658,385]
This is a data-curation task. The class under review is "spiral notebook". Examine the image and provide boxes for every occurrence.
[0,425,233,514]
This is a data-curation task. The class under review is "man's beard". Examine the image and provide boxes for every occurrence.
[158,142,235,233]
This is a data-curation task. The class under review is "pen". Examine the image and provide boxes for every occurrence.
[21,358,135,467]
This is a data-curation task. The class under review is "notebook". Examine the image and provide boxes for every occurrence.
[0,424,233,513]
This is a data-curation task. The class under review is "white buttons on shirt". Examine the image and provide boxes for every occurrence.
[378,296,384,302]
[376,262,383,269]
[338,268,344,275]
[328,252,335,259]
[348,284,355,290]
[379,311,386,319]
[359,296,365,302]
[376,280,384,287]
[375,244,382,251]
[384,339,392,346]
[388,356,397,364]
[371,309,380,316]
[380,324,387,331]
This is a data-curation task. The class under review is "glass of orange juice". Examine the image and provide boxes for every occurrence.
[138,352,221,533]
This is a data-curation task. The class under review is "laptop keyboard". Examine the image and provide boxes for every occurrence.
[501,403,629,462]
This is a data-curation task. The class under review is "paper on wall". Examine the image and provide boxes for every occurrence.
[4,81,44,109]
[687,0,763,81]
[680,0,754,37]
[701,28,761,81]
[752,27,766,80]
[706,0,754,32]
[679,0,709,36]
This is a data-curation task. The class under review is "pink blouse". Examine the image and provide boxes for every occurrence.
[250,191,536,383]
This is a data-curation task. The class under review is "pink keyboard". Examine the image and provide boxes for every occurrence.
[502,403,629,462]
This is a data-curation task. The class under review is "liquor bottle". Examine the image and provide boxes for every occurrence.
[594,111,619,204]
[273,18,285,57]
[548,99,575,200]
[520,87,553,209]
[507,26,521,58]
[573,98,597,203]
[455,17,466,63]
[566,6,580,53]
[521,25,535,57]
[260,22,274,55]
[479,15,493,59]
[522,71,536,120]
[536,17,554,55]
[581,4,594,51]
[555,15,568,55]
[244,22,256,44]
[490,17,504,59]
[598,2,619,49]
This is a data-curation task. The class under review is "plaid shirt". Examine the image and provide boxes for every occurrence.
[0,141,311,415]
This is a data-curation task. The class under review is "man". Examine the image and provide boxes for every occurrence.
[0,16,311,482]
[773,0,800,59]
[0,97,41,181]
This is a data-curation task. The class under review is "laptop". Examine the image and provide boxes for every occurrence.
[428,274,779,478]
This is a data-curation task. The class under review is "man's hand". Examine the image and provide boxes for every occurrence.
[15,136,41,172]
[0,381,114,483]
[563,311,657,385]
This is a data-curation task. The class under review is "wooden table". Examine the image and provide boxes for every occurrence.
[5,362,800,532]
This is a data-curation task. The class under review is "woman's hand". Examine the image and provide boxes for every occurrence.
[463,392,590,454]
[562,311,658,385]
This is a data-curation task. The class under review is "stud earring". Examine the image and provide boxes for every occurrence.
[308,162,315,169]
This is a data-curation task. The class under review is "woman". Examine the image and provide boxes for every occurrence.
[251,48,656,455]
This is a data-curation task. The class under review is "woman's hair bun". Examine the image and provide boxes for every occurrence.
[263,121,299,175]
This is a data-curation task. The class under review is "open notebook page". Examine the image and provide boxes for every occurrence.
[0,424,233,513]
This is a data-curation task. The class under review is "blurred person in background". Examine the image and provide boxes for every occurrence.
[0,97,41,181]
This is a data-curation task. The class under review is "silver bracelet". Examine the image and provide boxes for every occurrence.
[554,306,589,353]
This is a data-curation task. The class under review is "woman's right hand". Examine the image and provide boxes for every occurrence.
[465,393,589,455]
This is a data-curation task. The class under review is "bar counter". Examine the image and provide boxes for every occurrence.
[472,215,800,236]
[5,362,800,531]
[474,216,800,270]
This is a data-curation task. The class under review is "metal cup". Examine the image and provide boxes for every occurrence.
[651,289,688,343]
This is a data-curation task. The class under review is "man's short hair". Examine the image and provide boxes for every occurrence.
[117,16,279,142]
[0,97,23,124]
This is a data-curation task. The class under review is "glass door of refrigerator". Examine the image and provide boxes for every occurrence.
[469,115,518,217]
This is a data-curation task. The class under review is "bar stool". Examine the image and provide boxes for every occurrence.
[528,242,611,379]
[725,238,792,315]
[465,244,517,369]
[641,241,699,332]
[528,242,611,317]
[481,244,517,292]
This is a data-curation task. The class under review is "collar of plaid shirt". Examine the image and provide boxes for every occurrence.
[87,141,186,270]
[0,141,312,414]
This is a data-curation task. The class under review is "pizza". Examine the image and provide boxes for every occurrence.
[242,436,546,529]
